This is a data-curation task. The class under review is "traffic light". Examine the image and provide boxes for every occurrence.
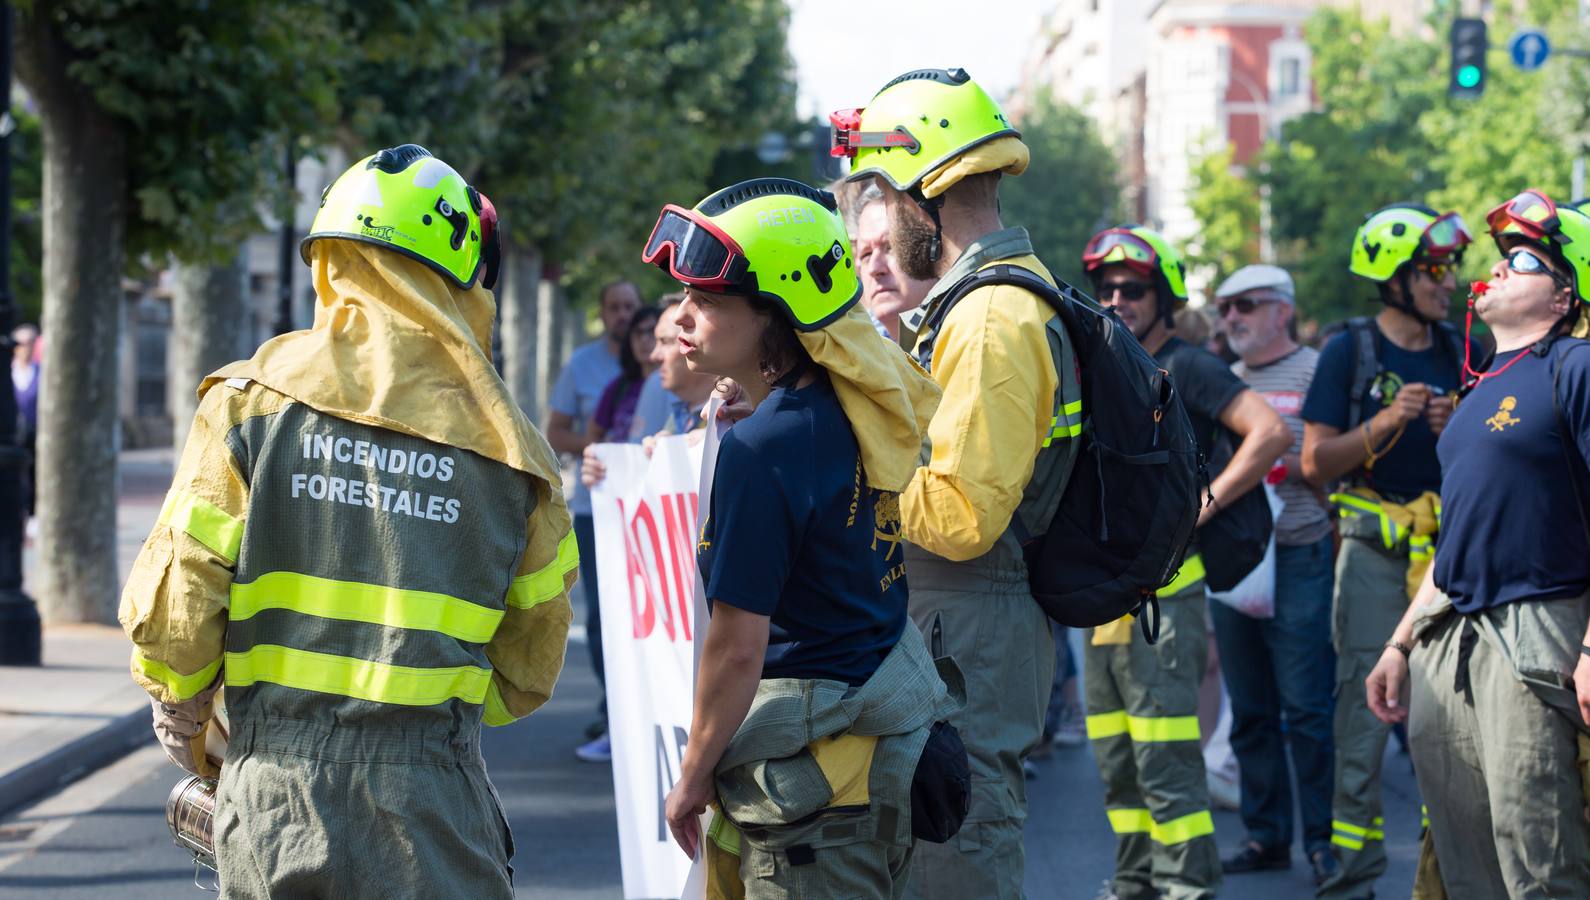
[1449,18,1488,99]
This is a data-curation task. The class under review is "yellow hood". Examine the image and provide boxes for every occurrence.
[797,304,941,493]
[202,240,564,497]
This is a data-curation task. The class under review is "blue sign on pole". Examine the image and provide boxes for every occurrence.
[1509,29,1551,71]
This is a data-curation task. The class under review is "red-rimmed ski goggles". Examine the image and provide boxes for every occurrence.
[828,107,921,159]
[641,205,751,292]
[1082,229,1160,276]
[1486,189,1560,244]
[1416,211,1474,259]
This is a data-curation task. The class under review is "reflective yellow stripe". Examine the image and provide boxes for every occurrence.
[1332,833,1365,850]
[1127,714,1201,743]
[1333,818,1384,841]
[507,529,579,609]
[225,645,491,706]
[1151,810,1214,845]
[1107,807,1152,834]
[1160,554,1205,595]
[1087,710,1199,742]
[1086,710,1129,740]
[132,650,223,701]
[159,490,244,562]
[231,572,504,644]
[707,812,743,855]
[1042,400,1085,448]
[1421,805,1430,829]
[483,679,515,726]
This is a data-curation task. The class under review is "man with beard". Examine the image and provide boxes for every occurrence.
[1082,226,1289,900]
[1212,265,1339,885]
[831,68,1080,897]
[1300,204,1473,900]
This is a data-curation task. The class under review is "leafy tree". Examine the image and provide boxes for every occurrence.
[1002,94,1120,288]
[14,0,463,622]
[1187,143,1261,290]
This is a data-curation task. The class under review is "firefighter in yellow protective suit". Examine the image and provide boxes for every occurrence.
[119,145,576,899]
[831,69,1083,898]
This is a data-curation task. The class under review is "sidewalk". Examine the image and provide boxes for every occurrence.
[0,448,171,816]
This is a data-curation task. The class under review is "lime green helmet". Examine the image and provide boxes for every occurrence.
[302,144,498,289]
[1487,189,1590,305]
[1083,225,1188,320]
[641,178,860,330]
[831,68,1023,198]
[1349,203,1472,283]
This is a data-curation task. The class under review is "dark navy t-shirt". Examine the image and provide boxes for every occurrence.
[1301,326,1464,499]
[1434,340,1590,613]
[697,374,908,685]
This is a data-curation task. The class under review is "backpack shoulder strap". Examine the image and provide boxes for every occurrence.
[913,264,1069,368]
[1551,338,1590,540]
[1345,316,1379,429]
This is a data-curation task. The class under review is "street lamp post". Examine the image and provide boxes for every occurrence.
[0,2,41,666]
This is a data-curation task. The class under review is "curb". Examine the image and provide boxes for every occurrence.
[0,706,151,819]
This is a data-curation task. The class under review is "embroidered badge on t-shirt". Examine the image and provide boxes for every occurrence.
[1486,396,1521,433]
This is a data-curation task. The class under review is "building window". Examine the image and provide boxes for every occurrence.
[1278,58,1301,97]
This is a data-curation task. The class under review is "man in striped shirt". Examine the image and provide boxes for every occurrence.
[1213,264,1340,886]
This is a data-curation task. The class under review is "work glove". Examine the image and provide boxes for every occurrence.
[151,677,223,779]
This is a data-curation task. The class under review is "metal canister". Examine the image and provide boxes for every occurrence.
[166,775,219,872]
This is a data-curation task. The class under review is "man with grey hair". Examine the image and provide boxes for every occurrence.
[1212,264,1340,886]
[851,182,934,341]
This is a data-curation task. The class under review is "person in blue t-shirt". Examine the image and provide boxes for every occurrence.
[1367,189,1590,897]
[1298,202,1476,900]
[642,178,948,897]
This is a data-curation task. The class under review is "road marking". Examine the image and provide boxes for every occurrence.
[0,744,167,875]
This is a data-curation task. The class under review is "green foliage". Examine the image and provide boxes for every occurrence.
[11,110,42,324]
[30,1,359,264]
[452,0,797,311]
[1185,1,1590,329]
[1187,143,1260,289]
[1001,95,1120,288]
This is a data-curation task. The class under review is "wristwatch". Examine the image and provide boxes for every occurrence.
[1385,639,1412,658]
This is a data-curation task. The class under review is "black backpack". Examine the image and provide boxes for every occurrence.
[922,266,1202,641]
[1196,425,1274,591]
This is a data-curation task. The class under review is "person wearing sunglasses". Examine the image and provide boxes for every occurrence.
[1081,225,1291,900]
[830,69,1081,897]
[1207,264,1341,885]
[645,178,955,898]
[1361,190,1590,897]
[1296,202,1477,900]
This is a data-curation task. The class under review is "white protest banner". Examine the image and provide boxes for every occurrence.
[592,432,707,900]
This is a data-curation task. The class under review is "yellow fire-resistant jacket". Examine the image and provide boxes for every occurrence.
[119,240,575,730]
[901,248,1069,561]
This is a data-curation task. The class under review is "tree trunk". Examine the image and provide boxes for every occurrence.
[18,9,129,623]
[497,243,542,421]
[534,273,562,425]
[167,253,252,449]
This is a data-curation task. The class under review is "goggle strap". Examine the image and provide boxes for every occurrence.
[836,127,920,155]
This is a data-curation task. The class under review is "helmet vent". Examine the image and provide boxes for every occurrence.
[368,144,433,175]
[699,177,838,216]
[879,68,971,94]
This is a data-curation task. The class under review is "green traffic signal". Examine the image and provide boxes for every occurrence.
[1457,65,1482,88]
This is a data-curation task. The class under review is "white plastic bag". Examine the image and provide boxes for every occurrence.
[1208,483,1282,619]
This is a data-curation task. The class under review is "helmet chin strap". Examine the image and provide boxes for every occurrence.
[909,188,946,264]
[1389,268,1441,326]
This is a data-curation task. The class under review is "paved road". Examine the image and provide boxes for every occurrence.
[0,604,1420,899]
